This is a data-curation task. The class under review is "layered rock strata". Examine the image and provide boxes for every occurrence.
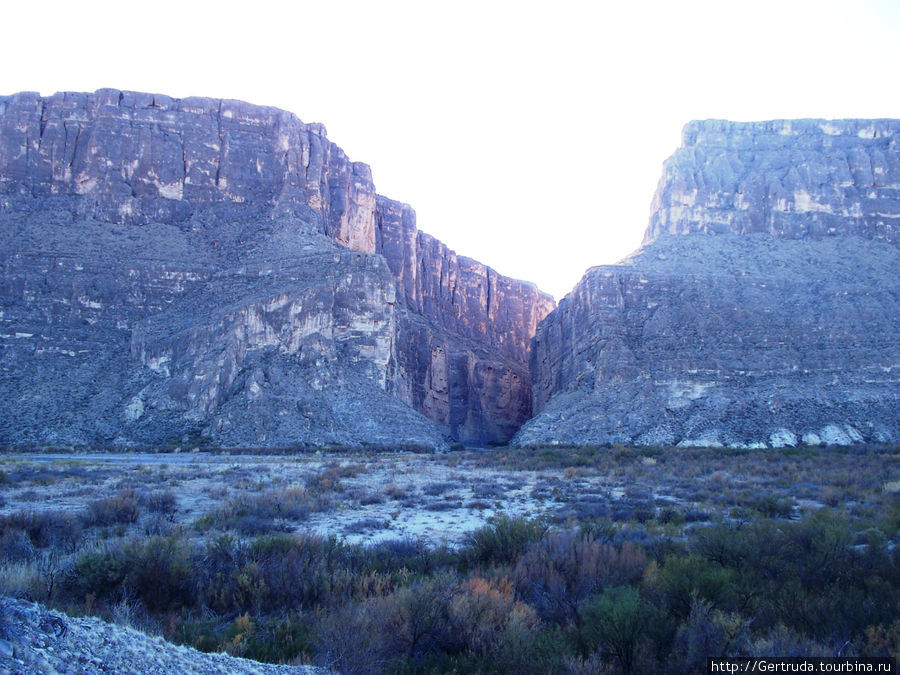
[0,90,552,448]
[0,89,376,251]
[515,119,900,448]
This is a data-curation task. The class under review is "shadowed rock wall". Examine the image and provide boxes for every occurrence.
[376,197,555,443]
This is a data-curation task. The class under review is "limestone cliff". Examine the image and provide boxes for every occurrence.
[515,119,900,448]
[0,89,376,251]
[376,197,554,443]
[0,90,551,448]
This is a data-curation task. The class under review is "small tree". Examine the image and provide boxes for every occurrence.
[580,585,654,674]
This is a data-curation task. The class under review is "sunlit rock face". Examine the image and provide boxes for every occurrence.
[0,90,552,448]
[0,89,377,251]
[646,119,900,245]
[515,119,900,448]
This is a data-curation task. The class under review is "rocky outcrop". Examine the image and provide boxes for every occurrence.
[0,90,552,448]
[376,197,554,443]
[0,90,377,252]
[646,119,900,245]
[0,595,319,673]
[515,119,900,448]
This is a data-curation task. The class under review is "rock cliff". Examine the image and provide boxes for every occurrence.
[0,90,552,448]
[0,89,376,251]
[376,197,554,443]
[515,119,900,448]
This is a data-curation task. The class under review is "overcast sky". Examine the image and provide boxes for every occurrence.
[3,0,899,299]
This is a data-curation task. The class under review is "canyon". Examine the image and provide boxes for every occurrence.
[0,90,553,449]
[1,92,897,450]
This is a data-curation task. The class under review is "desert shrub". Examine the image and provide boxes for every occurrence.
[123,535,191,611]
[668,599,752,673]
[463,515,547,567]
[579,517,617,542]
[651,554,735,621]
[346,538,446,577]
[173,615,223,653]
[194,532,353,615]
[745,494,796,518]
[0,529,36,562]
[690,511,898,641]
[195,487,313,534]
[0,510,82,551]
[514,531,647,623]
[234,611,314,664]
[144,490,178,520]
[357,491,386,505]
[422,481,456,496]
[75,547,128,599]
[473,483,505,499]
[305,468,347,494]
[579,585,661,674]
[422,499,460,511]
[751,624,832,658]
[657,506,685,525]
[0,561,43,599]
[862,619,900,660]
[556,497,611,522]
[382,483,408,500]
[85,492,139,527]
[234,515,289,536]
[315,574,555,672]
[320,573,457,669]
[446,576,544,671]
[682,508,711,523]
[389,575,457,662]
[248,532,296,558]
[315,599,399,674]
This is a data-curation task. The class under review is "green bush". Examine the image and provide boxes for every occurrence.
[652,554,735,620]
[75,548,128,599]
[579,585,658,674]
[463,515,547,567]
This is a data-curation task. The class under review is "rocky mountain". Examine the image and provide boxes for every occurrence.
[0,90,553,449]
[515,119,899,448]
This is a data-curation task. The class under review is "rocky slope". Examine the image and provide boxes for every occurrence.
[0,90,552,448]
[0,595,319,673]
[515,119,900,448]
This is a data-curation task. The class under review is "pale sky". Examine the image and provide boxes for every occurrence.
[3,0,899,299]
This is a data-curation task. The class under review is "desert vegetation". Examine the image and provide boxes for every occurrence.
[0,444,897,673]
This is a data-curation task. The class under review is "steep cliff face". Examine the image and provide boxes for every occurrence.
[376,197,554,443]
[0,89,551,448]
[515,119,900,448]
[646,119,900,245]
[0,89,376,251]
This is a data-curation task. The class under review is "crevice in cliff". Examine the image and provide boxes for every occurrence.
[485,268,493,321]
[38,99,48,141]
[214,99,225,188]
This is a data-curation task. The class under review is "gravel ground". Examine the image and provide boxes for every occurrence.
[0,596,322,674]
